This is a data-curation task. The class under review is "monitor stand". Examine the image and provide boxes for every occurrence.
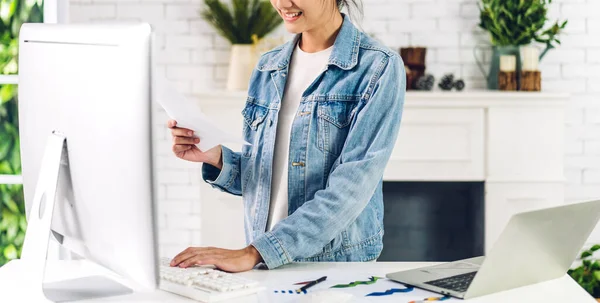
[0,132,133,302]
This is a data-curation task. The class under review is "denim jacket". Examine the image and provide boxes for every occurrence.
[202,14,406,269]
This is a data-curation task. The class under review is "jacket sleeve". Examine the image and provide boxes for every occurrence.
[201,145,243,196]
[250,54,406,269]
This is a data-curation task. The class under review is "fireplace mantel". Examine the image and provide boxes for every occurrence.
[189,90,568,256]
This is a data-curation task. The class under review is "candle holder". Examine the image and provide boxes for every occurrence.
[498,55,517,91]
[520,46,542,91]
[499,71,517,91]
[520,71,541,91]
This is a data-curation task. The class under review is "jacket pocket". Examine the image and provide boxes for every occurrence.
[241,98,268,158]
[317,100,359,156]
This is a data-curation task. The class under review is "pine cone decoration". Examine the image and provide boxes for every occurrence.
[415,74,435,91]
[454,79,465,91]
[438,74,454,91]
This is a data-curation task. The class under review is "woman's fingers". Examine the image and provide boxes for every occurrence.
[167,120,194,136]
[173,144,192,153]
[171,247,221,267]
[171,127,194,137]
[173,136,200,145]
[180,253,223,268]
[180,255,206,268]
[171,249,198,267]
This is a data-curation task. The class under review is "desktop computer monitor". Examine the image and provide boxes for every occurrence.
[16,22,158,297]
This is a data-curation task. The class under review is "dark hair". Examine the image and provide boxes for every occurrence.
[336,0,363,23]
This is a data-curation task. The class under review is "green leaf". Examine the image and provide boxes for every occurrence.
[583,260,592,267]
[585,283,595,296]
[582,250,593,259]
[0,129,12,161]
[200,0,281,44]
[3,197,18,213]
[477,0,566,46]
[6,222,17,241]
[0,84,15,103]
[0,217,10,231]
[0,0,13,25]
[18,215,26,232]
[27,3,43,24]
[13,231,24,246]
[3,244,17,260]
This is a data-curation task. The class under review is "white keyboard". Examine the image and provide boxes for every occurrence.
[158,257,263,302]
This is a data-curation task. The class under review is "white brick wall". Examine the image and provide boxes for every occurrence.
[69,0,600,254]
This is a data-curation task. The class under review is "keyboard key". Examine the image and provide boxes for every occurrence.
[424,271,477,293]
[158,257,262,301]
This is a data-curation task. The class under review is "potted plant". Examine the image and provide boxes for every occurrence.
[568,245,600,301]
[0,0,43,267]
[475,0,567,90]
[200,0,283,91]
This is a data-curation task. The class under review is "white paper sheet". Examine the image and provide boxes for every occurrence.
[262,271,459,303]
[154,77,250,151]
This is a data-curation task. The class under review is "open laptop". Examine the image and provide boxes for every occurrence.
[386,199,600,299]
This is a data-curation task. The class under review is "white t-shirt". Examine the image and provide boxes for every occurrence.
[266,43,333,231]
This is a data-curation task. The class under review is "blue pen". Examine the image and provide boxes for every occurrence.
[296,276,327,293]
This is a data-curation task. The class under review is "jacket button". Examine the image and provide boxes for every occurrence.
[281,73,287,77]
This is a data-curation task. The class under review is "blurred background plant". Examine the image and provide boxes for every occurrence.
[568,245,600,300]
[0,0,44,266]
[478,0,567,58]
[199,0,282,45]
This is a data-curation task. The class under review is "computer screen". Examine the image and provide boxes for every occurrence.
[18,22,158,291]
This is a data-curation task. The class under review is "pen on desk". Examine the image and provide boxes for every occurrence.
[296,276,327,293]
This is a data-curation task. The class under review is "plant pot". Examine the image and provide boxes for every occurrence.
[474,45,522,90]
[226,44,256,91]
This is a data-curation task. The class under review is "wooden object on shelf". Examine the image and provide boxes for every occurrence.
[405,65,417,91]
[520,71,541,91]
[498,71,517,91]
[400,47,427,90]
[499,55,517,72]
[521,46,540,71]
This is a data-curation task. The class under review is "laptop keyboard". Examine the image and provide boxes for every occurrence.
[424,271,477,293]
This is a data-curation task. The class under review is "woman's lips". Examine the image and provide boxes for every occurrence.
[282,11,302,22]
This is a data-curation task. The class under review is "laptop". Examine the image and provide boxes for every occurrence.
[386,199,600,300]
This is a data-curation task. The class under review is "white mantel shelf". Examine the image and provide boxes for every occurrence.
[193,90,568,254]
[193,90,569,108]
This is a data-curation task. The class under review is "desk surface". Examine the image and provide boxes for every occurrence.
[5,260,596,303]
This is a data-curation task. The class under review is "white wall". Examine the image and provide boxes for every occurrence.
[68,0,600,257]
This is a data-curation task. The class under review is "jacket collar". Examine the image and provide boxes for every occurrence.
[258,13,361,71]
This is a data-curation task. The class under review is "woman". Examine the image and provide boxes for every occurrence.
[168,0,405,272]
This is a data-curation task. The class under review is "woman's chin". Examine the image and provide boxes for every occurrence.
[283,23,304,34]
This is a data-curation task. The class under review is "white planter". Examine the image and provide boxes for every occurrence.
[226,44,256,91]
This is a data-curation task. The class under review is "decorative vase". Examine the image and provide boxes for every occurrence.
[226,44,256,91]
[475,45,522,90]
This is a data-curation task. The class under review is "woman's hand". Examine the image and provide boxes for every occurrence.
[169,245,263,273]
[168,120,223,168]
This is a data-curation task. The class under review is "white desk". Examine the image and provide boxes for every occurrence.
[2,260,594,303]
